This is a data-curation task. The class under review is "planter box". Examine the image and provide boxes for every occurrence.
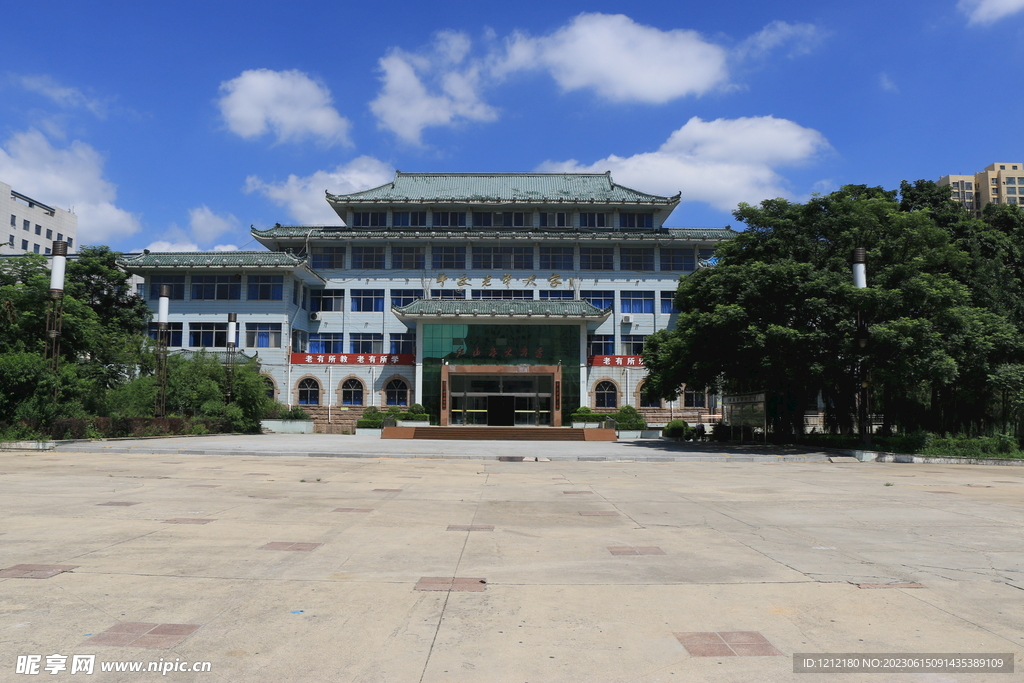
[355,428,383,437]
[617,430,643,439]
[571,422,603,429]
[640,429,663,439]
[261,419,314,434]
[396,420,430,427]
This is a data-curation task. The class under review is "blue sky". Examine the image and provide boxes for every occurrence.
[2,0,1023,253]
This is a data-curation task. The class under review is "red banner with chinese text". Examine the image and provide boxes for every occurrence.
[587,355,645,367]
[290,353,415,365]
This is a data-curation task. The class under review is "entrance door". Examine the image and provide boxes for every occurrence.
[487,395,515,426]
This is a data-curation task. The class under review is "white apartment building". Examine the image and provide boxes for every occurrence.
[1,180,77,256]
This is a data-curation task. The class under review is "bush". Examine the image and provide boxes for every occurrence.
[387,405,402,414]
[612,405,647,430]
[570,406,595,423]
[363,406,379,415]
[409,403,426,415]
[663,419,690,439]
[356,418,383,429]
[280,406,310,420]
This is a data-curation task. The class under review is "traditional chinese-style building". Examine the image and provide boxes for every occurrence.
[119,172,734,431]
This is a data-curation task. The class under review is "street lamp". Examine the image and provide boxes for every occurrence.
[154,285,170,418]
[226,313,237,403]
[851,248,871,448]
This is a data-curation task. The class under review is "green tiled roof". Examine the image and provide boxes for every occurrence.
[252,226,736,243]
[326,172,680,206]
[118,250,308,269]
[393,299,610,319]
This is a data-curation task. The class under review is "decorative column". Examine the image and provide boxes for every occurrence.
[154,285,171,417]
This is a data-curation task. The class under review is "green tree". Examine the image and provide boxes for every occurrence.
[643,184,1024,439]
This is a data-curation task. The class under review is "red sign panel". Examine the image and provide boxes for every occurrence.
[291,353,415,365]
[588,355,645,367]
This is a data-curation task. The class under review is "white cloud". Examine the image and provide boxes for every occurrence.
[143,239,200,252]
[494,13,728,104]
[218,69,351,146]
[245,155,395,224]
[537,116,830,212]
[959,0,1024,24]
[370,32,498,145]
[18,74,109,117]
[212,244,239,252]
[879,72,899,93]
[188,205,239,244]
[734,21,824,62]
[0,128,140,243]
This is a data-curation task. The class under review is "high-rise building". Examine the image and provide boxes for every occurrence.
[0,180,78,256]
[939,162,1024,217]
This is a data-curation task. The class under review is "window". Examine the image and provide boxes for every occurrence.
[56,233,63,242]
[21,239,28,250]
[433,211,466,227]
[1010,198,1019,204]
[386,378,409,406]
[540,247,574,270]
[147,322,183,347]
[392,246,425,269]
[660,248,694,271]
[341,378,364,406]
[351,212,387,227]
[391,211,427,227]
[620,248,655,271]
[390,289,423,307]
[622,334,647,355]
[581,290,614,309]
[45,229,52,240]
[149,275,186,300]
[33,243,40,253]
[539,212,570,227]
[310,289,344,312]
[621,291,654,313]
[472,246,534,269]
[431,289,465,299]
[471,290,534,299]
[540,290,573,300]
[246,323,281,348]
[350,333,383,353]
[619,213,653,229]
[188,322,229,348]
[23,219,29,231]
[44,247,51,255]
[580,247,613,270]
[493,212,531,227]
[432,246,466,269]
[640,386,662,408]
[472,212,493,227]
[7,234,12,246]
[350,289,384,312]
[292,329,308,352]
[587,335,614,355]
[309,333,344,353]
[34,225,41,235]
[263,376,276,399]
[683,388,706,408]
[191,275,241,300]
[1008,187,1017,195]
[298,378,320,405]
[352,246,385,269]
[311,246,345,269]
[1008,178,1017,185]
[579,212,608,228]
[661,291,678,314]
[595,381,617,408]
[62,237,70,248]
[8,215,13,227]
[390,332,416,355]
[966,182,973,190]
[248,275,283,300]
[302,286,308,310]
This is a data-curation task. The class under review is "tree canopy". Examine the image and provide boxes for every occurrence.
[643,182,1024,438]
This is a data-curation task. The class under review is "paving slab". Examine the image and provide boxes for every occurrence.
[1,445,1022,682]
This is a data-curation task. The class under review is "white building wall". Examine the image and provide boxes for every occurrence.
[1,180,78,256]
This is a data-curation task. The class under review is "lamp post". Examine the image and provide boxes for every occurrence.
[226,313,237,404]
[44,241,68,376]
[852,248,871,448]
[154,285,170,418]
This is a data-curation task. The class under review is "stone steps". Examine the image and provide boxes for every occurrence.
[411,427,588,441]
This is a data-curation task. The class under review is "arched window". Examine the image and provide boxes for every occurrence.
[639,384,661,408]
[595,381,617,408]
[341,378,364,406]
[298,378,320,405]
[385,378,408,406]
[263,376,276,400]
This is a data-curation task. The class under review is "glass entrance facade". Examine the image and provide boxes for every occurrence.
[449,374,554,425]
[421,323,580,425]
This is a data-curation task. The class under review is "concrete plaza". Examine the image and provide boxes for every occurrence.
[1,435,1022,682]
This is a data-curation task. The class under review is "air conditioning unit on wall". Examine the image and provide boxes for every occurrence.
[309,312,321,321]
[621,314,634,324]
